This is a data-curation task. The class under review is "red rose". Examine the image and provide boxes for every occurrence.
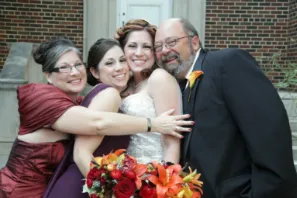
[139,184,157,198]
[124,170,136,180]
[86,179,93,188]
[113,177,136,198]
[110,169,122,179]
[97,167,106,179]
[90,194,99,198]
[100,177,106,185]
[87,167,100,180]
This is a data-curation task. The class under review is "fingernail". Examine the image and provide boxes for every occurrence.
[192,121,195,124]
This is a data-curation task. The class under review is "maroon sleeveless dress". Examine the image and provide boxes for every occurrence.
[43,83,130,198]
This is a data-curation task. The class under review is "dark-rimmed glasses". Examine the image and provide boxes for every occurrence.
[154,36,193,52]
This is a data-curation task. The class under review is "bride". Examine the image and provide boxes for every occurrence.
[116,19,184,164]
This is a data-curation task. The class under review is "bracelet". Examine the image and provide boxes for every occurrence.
[147,118,152,132]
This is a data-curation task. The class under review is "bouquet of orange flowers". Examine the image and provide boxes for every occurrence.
[83,149,203,198]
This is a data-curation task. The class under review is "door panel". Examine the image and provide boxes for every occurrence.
[117,0,172,27]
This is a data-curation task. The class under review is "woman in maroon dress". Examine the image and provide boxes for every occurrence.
[0,38,192,198]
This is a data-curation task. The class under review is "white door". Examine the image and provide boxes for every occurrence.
[117,0,172,27]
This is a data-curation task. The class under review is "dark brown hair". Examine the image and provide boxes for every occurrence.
[87,38,122,86]
[115,19,158,79]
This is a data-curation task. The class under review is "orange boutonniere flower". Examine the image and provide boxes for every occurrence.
[188,70,204,102]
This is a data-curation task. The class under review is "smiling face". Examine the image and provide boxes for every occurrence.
[155,19,199,79]
[91,46,130,91]
[123,30,155,75]
[45,50,86,98]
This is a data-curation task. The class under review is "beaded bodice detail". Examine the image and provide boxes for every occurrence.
[120,93,164,164]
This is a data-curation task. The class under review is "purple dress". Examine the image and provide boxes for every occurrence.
[43,83,130,198]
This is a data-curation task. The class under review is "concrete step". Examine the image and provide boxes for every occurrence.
[292,132,297,146]
[290,120,297,132]
[293,146,297,160]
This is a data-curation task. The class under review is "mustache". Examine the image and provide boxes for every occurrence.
[161,52,179,63]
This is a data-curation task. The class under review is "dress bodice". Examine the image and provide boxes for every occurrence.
[120,92,164,164]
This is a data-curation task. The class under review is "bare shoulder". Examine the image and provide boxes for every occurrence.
[92,87,120,100]
[147,69,179,95]
[148,68,176,85]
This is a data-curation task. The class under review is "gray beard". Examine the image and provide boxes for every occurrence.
[164,54,195,79]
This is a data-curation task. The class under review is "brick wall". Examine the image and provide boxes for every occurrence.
[288,0,297,63]
[204,0,290,84]
[0,0,83,70]
[1,0,296,85]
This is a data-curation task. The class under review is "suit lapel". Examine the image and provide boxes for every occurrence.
[182,50,207,163]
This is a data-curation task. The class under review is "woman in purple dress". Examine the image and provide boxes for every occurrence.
[44,39,134,197]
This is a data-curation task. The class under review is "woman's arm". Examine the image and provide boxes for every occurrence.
[148,68,183,163]
[74,87,121,176]
[51,97,191,138]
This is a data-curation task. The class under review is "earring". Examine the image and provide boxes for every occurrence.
[129,71,133,77]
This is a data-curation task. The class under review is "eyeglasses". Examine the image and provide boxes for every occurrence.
[154,36,193,52]
[51,63,85,73]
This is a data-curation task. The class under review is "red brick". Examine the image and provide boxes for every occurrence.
[205,0,294,88]
[1,0,83,68]
[0,0,295,90]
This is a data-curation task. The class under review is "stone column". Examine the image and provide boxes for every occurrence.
[0,79,27,167]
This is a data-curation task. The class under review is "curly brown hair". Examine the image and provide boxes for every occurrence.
[115,19,158,80]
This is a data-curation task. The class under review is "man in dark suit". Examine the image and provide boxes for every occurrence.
[154,18,297,198]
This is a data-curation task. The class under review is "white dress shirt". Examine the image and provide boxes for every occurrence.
[185,48,201,88]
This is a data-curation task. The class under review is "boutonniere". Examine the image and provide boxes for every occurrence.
[188,70,204,102]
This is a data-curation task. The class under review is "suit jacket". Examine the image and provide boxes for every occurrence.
[181,48,297,198]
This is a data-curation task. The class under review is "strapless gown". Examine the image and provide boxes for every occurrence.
[120,92,164,164]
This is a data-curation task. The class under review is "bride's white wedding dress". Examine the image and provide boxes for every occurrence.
[120,92,164,164]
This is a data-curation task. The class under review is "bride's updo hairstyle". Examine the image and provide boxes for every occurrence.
[114,19,158,79]
[33,37,81,73]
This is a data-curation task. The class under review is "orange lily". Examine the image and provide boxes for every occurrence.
[166,184,183,197]
[148,164,184,198]
[101,153,118,165]
[101,149,126,165]
[90,149,126,168]
[188,71,203,89]
[114,149,126,156]
[133,163,147,189]
[187,70,203,101]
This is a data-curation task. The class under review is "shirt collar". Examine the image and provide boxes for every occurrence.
[185,48,201,79]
